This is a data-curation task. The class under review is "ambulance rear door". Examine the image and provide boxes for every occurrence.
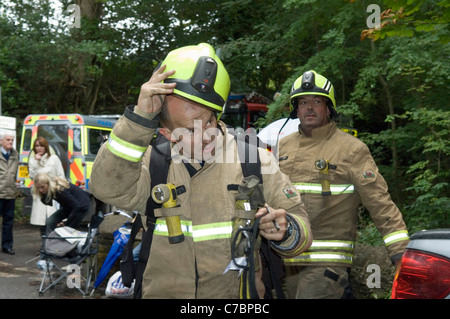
[17,115,80,190]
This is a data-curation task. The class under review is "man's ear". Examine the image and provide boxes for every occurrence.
[159,127,177,143]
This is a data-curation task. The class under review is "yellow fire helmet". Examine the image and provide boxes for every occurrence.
[290,70,337,118]
[160,43,230,117]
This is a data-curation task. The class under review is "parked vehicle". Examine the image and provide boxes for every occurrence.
[391,228,450,299]
[16,113,120,216]
[221,92,270,130]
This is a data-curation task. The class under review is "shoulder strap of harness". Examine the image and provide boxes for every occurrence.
[146,132,172,221]
[235,133,286,299]
[235,133,285,299]
[120,132,171,297]
[234,134,262,184]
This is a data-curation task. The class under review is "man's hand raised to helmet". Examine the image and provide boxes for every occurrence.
[136,65,176,114]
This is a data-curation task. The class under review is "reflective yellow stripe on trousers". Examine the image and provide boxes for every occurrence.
[154,219,233,242]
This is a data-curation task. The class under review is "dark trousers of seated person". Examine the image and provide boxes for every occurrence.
[46,207,89,234]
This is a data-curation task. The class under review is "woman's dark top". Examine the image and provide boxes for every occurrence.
[42,183,91,225]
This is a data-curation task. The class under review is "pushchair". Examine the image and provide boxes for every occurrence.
[38,213,103,296]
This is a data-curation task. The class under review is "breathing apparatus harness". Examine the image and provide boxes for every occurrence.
[230,175,265,299]
[120,131,285,299]
[228,136,286,299]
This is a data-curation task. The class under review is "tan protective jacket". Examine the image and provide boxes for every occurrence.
[279,121,409,267]
[90,106,312,298]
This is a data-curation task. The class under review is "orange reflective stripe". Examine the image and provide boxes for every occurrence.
[68,129,73,160]
[70,158,84,182]
[68,129,84,183]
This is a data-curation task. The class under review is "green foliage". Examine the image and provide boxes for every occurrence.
[357,220,384,246]
[400,108,450,233]
[365,0,450,43]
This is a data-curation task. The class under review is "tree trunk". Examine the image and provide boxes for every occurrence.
[370,41,398,183]
[70,0,103,114]
[76,0,103,21]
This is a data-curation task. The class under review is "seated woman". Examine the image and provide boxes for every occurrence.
[32,173,91,233]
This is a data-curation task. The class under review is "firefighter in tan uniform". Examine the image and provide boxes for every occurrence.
[90,44,312,298]
[279,70,409,299]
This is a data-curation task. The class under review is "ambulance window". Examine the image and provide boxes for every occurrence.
[89,128,110,155]
[22,129,32,151]
[37,125,68,152]
[73,128,82,152]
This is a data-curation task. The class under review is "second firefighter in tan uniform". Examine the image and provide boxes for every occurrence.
[90,44,312,299]
[279,70,409,299]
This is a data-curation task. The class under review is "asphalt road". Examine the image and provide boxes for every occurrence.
[0,223,105,299]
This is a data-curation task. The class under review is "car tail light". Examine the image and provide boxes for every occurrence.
[392,249,450,299]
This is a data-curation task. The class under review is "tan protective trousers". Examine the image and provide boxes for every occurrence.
[285,265,350,299]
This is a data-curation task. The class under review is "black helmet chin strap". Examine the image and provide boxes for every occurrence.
[273,110,297,158]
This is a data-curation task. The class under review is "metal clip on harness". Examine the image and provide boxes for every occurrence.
[231,216,262,299]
